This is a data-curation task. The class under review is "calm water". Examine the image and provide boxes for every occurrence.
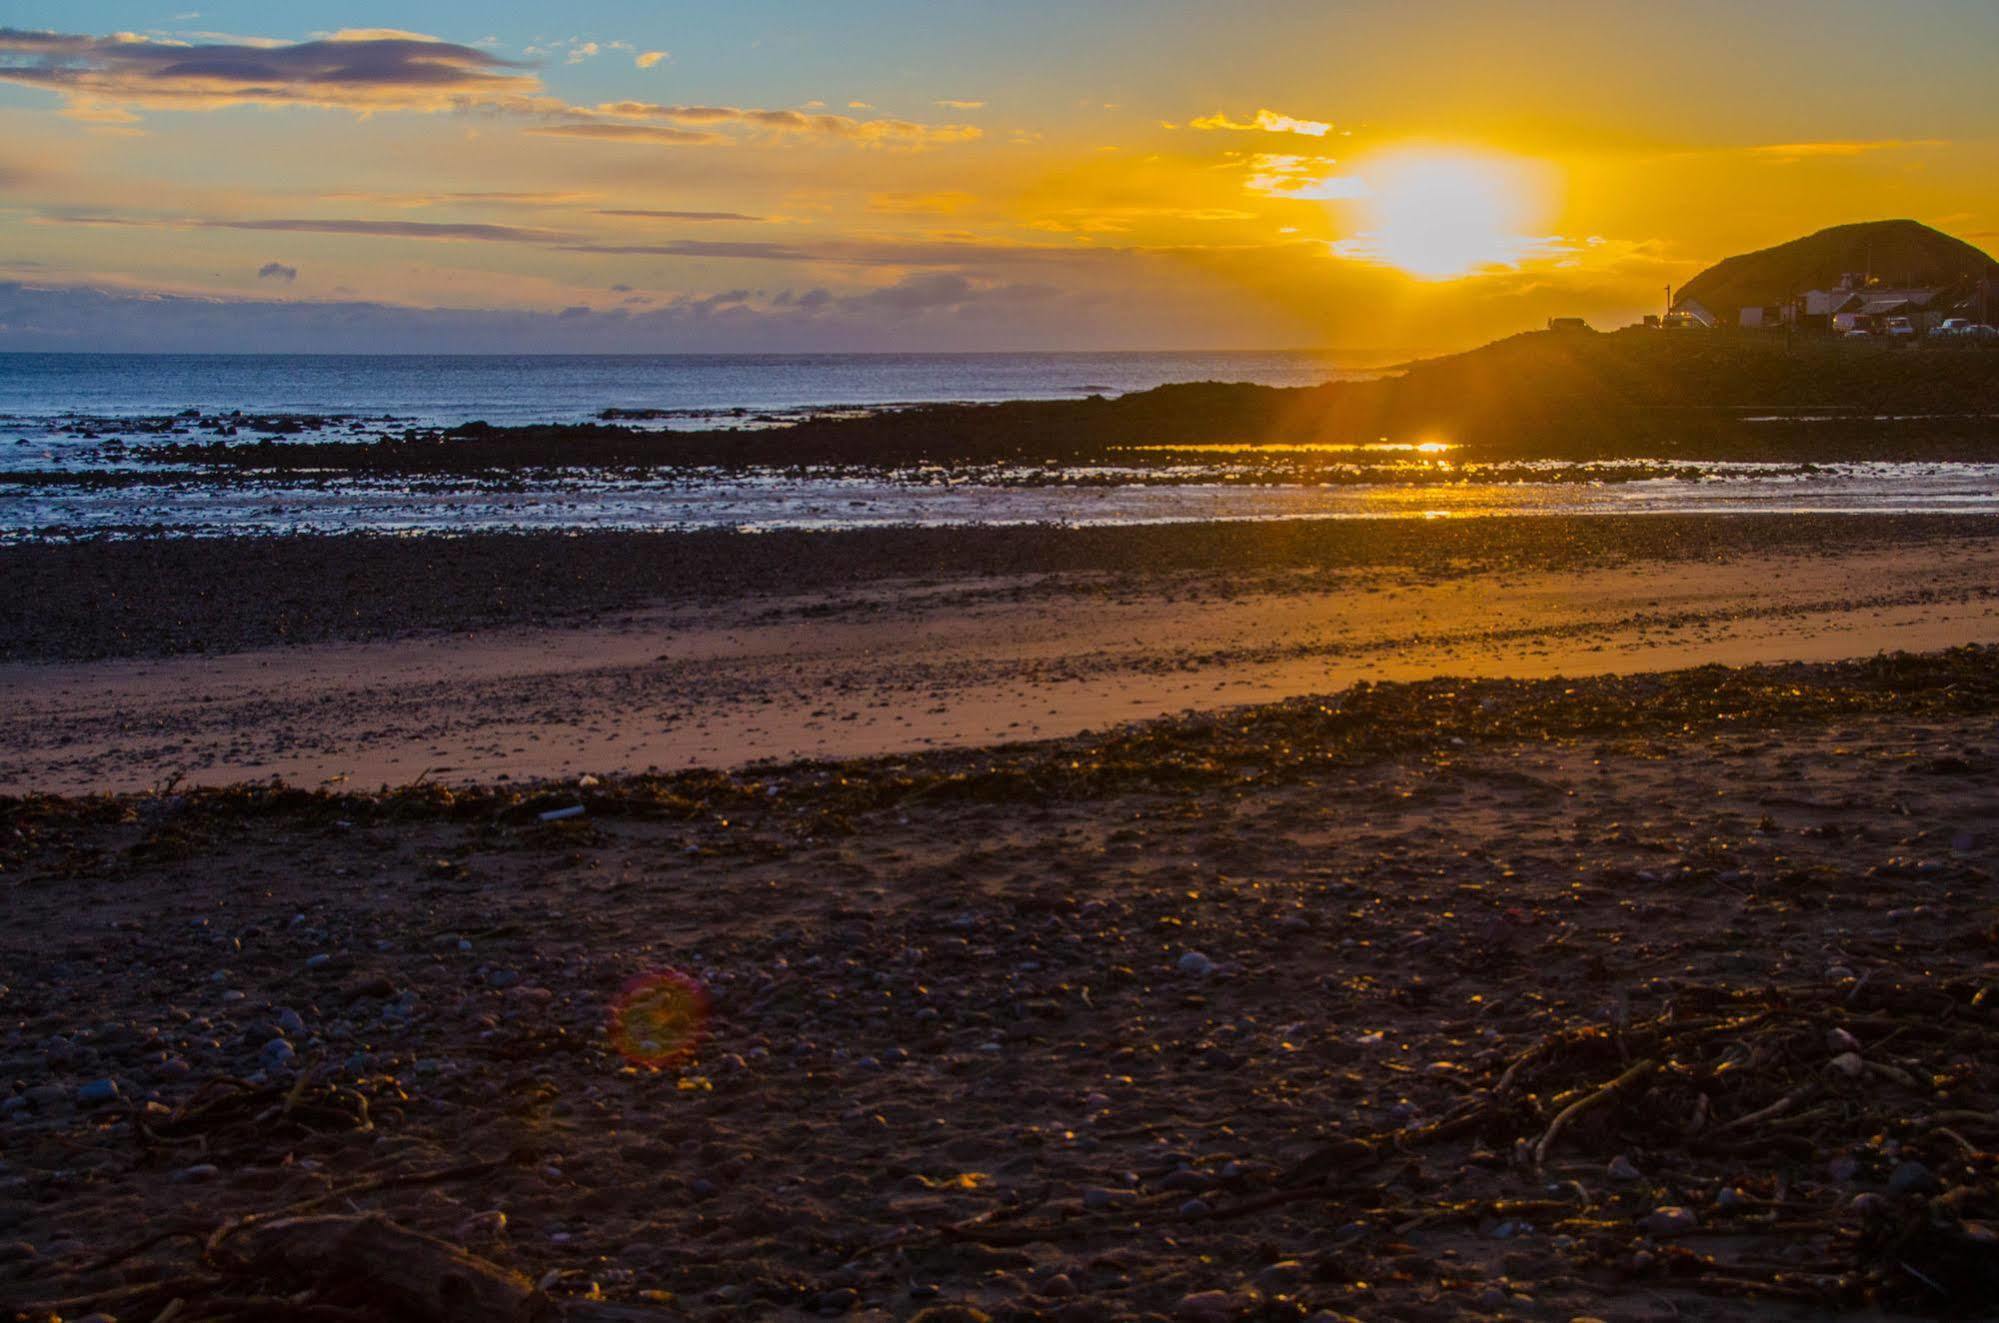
[0,350,1372,430]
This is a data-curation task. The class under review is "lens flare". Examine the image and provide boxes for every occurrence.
[609,970,711,1068]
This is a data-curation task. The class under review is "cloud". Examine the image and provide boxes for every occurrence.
[934,98,985,110]
[1243,153,1368,199]
[218,217,572,243]
[868,191,978,215]
[323,190,599,208]
[1745,138,1948,163]
[1189,108,1332,137]
[635,50,667,69]
[563,101,981,147]
[596,208,766,222]
[527,122,728,147]
[0,26,536,116]
[560,240,813,261]
[256,261,296,281]
[849,272,978,310]
[38,212,574,245]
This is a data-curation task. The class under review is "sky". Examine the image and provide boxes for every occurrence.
[2,0,1997,354]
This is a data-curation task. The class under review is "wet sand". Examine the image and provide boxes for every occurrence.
[4,530,1998,795]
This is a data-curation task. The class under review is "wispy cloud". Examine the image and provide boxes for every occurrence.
[555,101,982,147]
[596,208,766,222]
[868,191,978,215]
[1242,153,1367,199]
[1745,138,1948,163]
[635,50,667,69]
[38,212,574,244]
[526,122,729,147]
[1188,108,1332,137]
[323,190,600,209]
[934,98,985,111]
[0,26,535,117]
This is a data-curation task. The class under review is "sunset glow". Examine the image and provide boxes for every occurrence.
[2,2,1996,352]
[1334,151,1550,279]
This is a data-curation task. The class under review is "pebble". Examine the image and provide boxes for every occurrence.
[1829,1051,1866,1078]
[1643,1206,1698,1236]
[1888,1160,1938,1195]
[75,1078,120,1106]
[173,1163,221,1183]
[260,1038,298,1071]
[1177,952,1217,977]
[1083,1186,1137,1209]
[1178,1198,1212,1218]
[1607,1154,1642,1182]
[275,1007,307,1036]
[487,969,522,989]
[305,953,332,970]
[1254,1260,1308,1295]
[1848,1192,1889,1219]
[1037,1273,1077,1298]
[1177,1290,1245,1322]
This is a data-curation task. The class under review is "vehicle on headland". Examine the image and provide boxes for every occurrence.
[1882,316,1917,338]
[1842,328,1873,339]
[1931,318,1998,339]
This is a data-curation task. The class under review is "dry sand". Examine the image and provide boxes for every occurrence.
[4,536,1997,796]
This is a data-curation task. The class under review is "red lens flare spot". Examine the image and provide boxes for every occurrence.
[608,970,710,1068]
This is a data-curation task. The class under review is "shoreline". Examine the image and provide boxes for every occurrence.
[6,511,1999,664]
[5,517,1998,795]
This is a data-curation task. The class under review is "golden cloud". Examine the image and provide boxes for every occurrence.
[1189,108,1332,137]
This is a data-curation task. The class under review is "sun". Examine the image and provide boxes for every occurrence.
[1335,150,1549,280]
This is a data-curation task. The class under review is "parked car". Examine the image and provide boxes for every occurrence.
[1882,316,1917,337]
[1842,328,1873,339]
[1932,318,1998,339]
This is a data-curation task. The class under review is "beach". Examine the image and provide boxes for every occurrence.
[4,647,1998,1320]
[6,503,1999,1320]
[3,514,1998,794]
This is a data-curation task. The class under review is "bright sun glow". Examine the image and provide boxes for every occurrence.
[1335,151,1547,280]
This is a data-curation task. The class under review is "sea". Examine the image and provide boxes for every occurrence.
[4,351,1998,539]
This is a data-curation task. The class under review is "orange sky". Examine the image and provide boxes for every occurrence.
[3,2,1996,352]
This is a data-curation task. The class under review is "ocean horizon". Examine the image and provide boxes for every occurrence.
[0,349,1392,431]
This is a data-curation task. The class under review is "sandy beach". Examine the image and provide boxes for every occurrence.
[5,516,1999,795]
[4,646,1998,1321]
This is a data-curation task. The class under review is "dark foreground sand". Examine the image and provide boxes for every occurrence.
[4,650,1999,1321]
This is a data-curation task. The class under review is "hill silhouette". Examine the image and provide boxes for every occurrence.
[1675,219,1996,322]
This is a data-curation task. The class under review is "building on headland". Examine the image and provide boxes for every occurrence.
[1546,317,1591,332]
[1798,274,1949,334]
[1662,222,1997,336]
[1662,298,1717,329]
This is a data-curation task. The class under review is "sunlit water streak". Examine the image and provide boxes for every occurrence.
[7,461,1999,541]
